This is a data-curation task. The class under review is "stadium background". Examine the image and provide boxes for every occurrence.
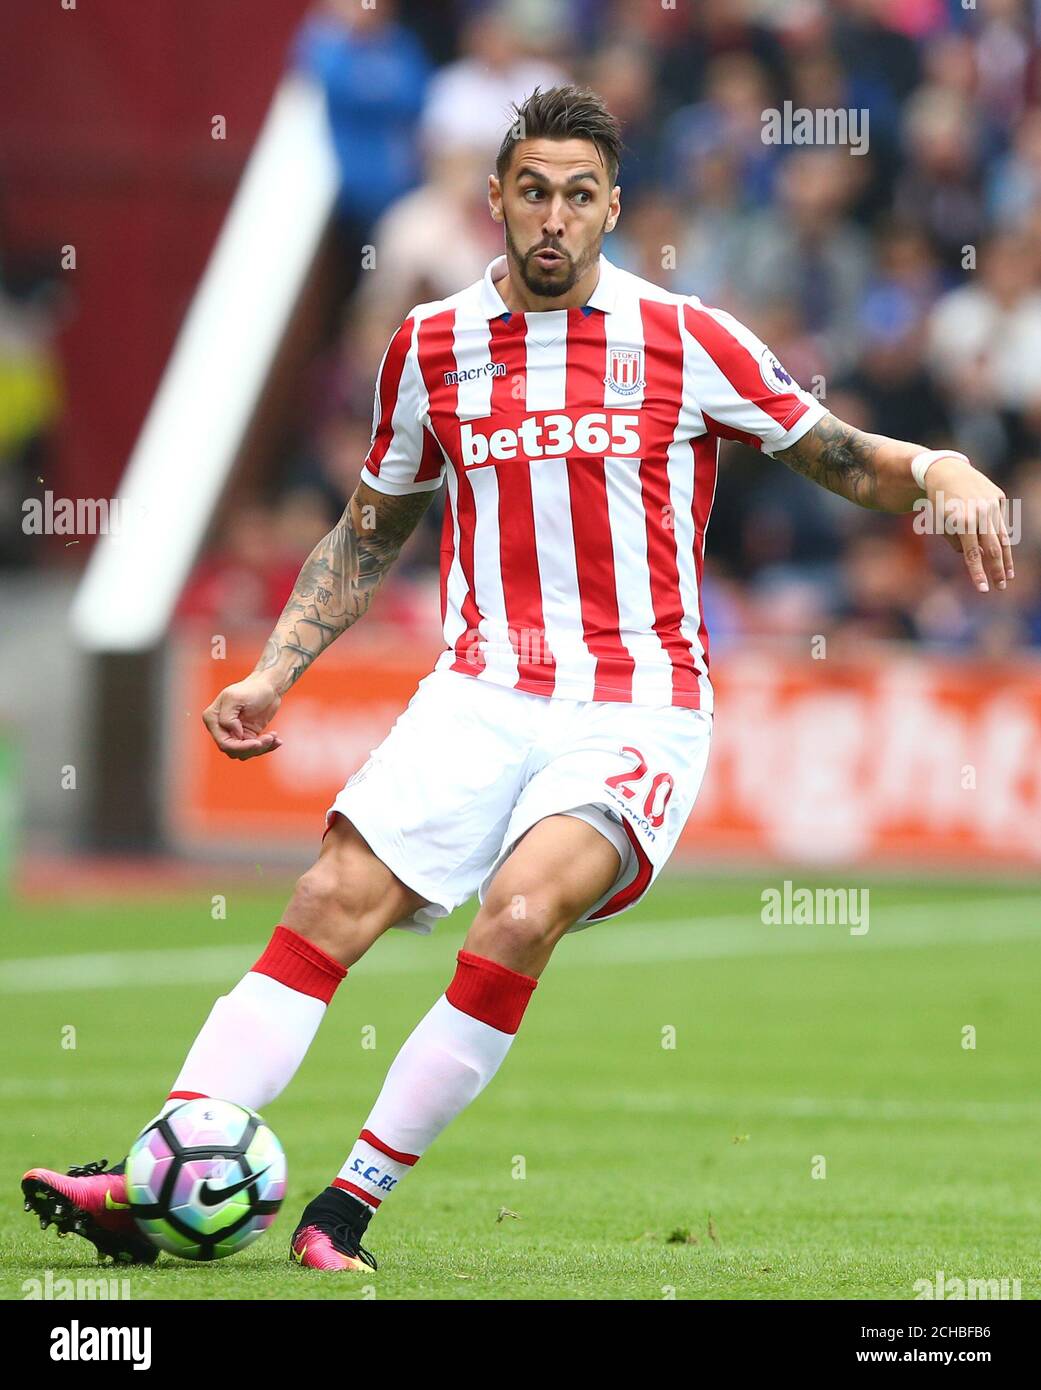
[2,0,1040,1302]
[3,0,1041,871]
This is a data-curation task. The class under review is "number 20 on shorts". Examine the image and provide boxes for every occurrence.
[605,747,675,828]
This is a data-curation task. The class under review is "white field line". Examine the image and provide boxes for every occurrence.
[556,895,1040,966]
[0,894,1037,995]
[1,1075,1035,1126]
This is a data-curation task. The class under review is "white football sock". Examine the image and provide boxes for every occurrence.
[334,951,536,1211]
[162,924,346,1114]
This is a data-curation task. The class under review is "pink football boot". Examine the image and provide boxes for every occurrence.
[290,1188,377,1272]
[21,1158,158,1265]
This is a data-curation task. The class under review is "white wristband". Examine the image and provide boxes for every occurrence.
[911,448,970,491]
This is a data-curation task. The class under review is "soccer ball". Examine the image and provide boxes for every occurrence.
[125,1099,286,1260]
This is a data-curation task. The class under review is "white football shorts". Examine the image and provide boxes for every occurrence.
[325,668,712,934]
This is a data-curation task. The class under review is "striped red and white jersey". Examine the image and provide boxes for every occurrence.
[361,253,827,710]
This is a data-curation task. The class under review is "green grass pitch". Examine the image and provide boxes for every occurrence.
[2,873,1039,1301]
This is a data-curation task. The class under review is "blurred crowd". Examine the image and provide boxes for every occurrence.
[0,231,62,570]
[15,0,1041,653]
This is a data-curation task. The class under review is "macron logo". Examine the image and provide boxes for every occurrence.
[444,361,507,385]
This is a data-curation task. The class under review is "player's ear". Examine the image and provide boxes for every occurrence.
[488,174,504,222]
[605,185,621,233]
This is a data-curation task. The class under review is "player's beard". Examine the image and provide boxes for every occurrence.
[503,214,607,300]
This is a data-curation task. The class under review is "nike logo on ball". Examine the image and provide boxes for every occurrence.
[198,1166,270,1206]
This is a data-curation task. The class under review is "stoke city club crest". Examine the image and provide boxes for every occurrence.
[605,348,645,396]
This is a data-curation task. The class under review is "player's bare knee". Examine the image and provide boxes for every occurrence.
[472,890,574,954]
[286,861,339,924]
[488,866,590,931]
[283,859,386,963]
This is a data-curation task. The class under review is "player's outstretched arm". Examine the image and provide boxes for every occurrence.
[773,412,1013,594]
[201,481,435,759]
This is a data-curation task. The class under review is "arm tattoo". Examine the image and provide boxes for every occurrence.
[774,415,881,509]
[255,486,434,689]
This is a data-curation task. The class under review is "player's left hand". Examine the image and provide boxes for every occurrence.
[924,455,1014,594]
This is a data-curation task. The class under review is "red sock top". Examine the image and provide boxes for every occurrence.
[445,950,537,1034]
[251,924,346,1004]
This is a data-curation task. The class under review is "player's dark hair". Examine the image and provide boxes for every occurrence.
[496,84,623,188]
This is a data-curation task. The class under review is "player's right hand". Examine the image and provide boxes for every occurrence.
[201,673,284,760]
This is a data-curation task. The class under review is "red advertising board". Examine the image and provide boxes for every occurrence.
[166,628,1041,870]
